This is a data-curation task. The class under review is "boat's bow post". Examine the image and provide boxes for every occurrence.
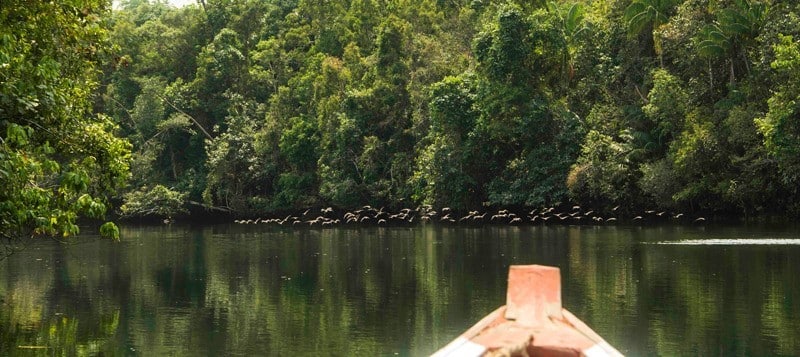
[505,265,563,326]
[432,265,624,357]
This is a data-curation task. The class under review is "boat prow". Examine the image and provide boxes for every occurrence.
[432,265,623,357]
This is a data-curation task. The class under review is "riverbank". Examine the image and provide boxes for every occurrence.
[118,202,794,227]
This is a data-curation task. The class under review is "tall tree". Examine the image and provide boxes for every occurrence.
[624,0,680,66]
[697,0,768,85]
[757,35,800,193]
[0,0,131,250]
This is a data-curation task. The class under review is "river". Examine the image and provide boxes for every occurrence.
[1,223,799,355]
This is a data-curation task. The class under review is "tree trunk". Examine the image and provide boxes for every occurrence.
[171,149,178,180]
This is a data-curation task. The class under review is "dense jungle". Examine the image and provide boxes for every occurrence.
[4,0,800,238]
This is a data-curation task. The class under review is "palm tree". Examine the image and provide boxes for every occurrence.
[697,0,768,86]
[624,0,680,67]
[549,2,588,84]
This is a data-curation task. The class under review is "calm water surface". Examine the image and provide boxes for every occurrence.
[1,224,799,355]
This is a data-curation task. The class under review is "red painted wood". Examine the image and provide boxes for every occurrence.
[432,265,623,357]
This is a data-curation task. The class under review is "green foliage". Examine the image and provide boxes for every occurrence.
[638,158,682,209]
[95,0,800,219]
[568,129,635,206]
[642,68,690,150]
[474,4,531,84]
[100,222,121,241]
[273,172,317,209]
[1,0,131,242]
[279,116,319,172]
[668,109,724,209]
[204,95,266,210]
[474,5,565,89]
[624,0,680,64]
[411,75,481,208]
[624,0,679,37]
[429,75,479,141]
[550,2,587,82]
[757,34,800,187]
[120,185,188,218]
[484,102,583,207]
[696,0,768,83]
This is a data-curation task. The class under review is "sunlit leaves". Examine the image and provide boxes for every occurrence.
[756,34,800,186]
[1,0,130,243]
[375,15,411,83]
[120,184,188,218]
[550,2,587,82]
[99,222,120,241]
[279,116,319,172]
[5,123,31,147]
[721,0,768,39]
[642,68,690,149]
[428,75,478,141]
[696,0,768,81]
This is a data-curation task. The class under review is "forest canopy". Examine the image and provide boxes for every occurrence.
[103,0,800,219]
[5,0,800,232]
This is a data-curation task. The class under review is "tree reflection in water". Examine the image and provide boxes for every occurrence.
[1,224,799,355]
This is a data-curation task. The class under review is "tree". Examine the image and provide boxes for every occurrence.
[549,2,588,84]
[624,0,680,66]
[568,105,638,208]
[204,94,268,211]
[120,184,187,219]
[103,2,211,210]
[412,75,481,209]
[757,35,800,191]
[697,0,768,85]
[641,68,690,153]
[0,0,131,251]
[474,4,533,86]
[191,27,248,124]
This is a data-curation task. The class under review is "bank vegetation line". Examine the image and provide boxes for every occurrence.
[227,205,706,227]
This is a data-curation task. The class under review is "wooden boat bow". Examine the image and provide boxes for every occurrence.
[432,265,623,357]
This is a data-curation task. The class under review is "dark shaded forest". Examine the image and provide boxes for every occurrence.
[5,0,800,237]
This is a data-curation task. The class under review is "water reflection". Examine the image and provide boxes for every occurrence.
[653,238,800,245]
[1,224,799,355]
